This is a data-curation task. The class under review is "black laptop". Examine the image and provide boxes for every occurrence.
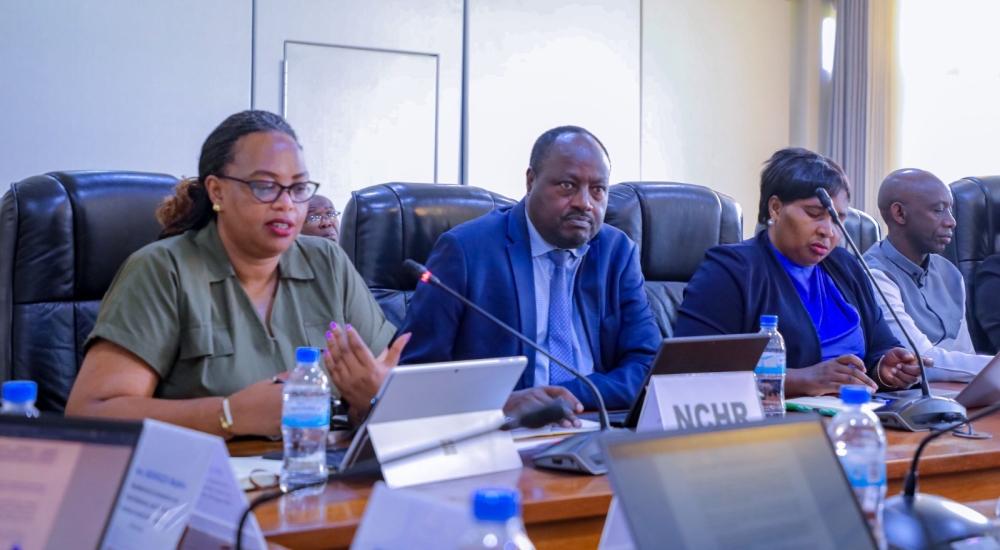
[0,415,142,550]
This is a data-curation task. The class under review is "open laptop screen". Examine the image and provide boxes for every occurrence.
[601,416,876,550]
[0,416,142,550]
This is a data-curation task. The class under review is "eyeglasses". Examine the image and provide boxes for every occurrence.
[306,211,341,225]
[247,469,280,491]
[217,175,320,204]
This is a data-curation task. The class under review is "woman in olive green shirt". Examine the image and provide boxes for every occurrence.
[65,111,408,438]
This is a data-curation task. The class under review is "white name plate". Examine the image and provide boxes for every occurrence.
[636,371,763,431]
[600,371,764,550]
[101,419,266,550]
[350,481,473,549]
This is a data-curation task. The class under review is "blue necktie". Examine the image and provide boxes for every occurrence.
[547,250,576,385]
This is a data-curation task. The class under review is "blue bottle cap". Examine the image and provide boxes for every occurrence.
[840,385,871,405]
[2,381,37,404]
[472,488,520,522]
[296,347,321,364]
[760,314,778,328]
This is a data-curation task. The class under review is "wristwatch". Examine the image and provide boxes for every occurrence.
[219,397,234,433]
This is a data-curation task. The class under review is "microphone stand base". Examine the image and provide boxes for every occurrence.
[951,421,992,440]
[876,396,967,432]
[533,429,615,475]
[884,493,999,550]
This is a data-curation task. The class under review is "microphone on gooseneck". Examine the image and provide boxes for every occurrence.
[403,259,614,475]
[883,401,1000,549]
[813,188,966,432]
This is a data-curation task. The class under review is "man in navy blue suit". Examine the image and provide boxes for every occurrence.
[398,126,659,419]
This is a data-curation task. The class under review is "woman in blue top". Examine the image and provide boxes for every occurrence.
[675,148,924,397]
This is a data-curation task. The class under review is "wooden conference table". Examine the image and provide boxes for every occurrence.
[231,383,1000,550]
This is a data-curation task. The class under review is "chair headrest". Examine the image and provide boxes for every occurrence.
[340,183,517,291]
[1,171,178,303]
[606,182,743,282]
[949,176,1000,263]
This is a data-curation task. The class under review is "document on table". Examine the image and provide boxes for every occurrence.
[510,418,600,440]
[786,396,882,414]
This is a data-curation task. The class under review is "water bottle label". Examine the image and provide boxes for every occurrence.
[840,455,886,489]
[282,396,330,428]
[754,351,786,375]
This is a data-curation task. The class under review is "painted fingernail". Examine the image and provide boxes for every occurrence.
[346,324,353,331]
[330,321,338,330]
[326,330,333,339]
[323,349,329,356]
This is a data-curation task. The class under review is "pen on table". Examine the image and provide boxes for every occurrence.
[786,403,837,416]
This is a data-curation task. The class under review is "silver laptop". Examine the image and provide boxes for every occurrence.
[878,351,1000,408]
[599,416,877,550]
[338,356,528,471]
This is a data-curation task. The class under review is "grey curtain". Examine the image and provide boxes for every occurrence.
[826,0,868,210]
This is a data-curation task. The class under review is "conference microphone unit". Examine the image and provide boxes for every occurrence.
[883,401,1000,549]
[235,400,569,550]
[814,188,966,432]
[403,259,614,475]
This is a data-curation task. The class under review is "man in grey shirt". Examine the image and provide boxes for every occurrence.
[864,168,990,382]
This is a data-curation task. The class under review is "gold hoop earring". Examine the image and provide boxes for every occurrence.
[212,204,222,213]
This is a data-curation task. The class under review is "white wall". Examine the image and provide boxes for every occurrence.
[641,0,793,236]
[1,0,802,229]
[253,0,464,210]
[466,0,642,201]
[0,0,252,187]
[898,0,1000,185]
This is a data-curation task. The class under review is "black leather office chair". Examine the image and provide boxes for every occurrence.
[605,182,743,337]
[944,176,1000,353]
[340,183,517,328]
[753,207,882,259]
[0,171,177,411]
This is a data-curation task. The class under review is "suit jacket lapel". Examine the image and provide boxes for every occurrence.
[576,237,602,373]
[507,202,536,387]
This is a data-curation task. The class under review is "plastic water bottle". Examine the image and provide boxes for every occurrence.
[754,315,786,417]
[0,381,40,417]
[828,385,887,550]
[280,347,331,491]
[460,488,535,550]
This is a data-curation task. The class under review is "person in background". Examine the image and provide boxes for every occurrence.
[301,194,340,242]
[65,110,404,437]
[674,147,925,396]
[864,168,989,382]
[393,126,660,414]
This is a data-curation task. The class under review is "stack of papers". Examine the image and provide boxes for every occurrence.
[510,419,600,451]
[510,419,600,440]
